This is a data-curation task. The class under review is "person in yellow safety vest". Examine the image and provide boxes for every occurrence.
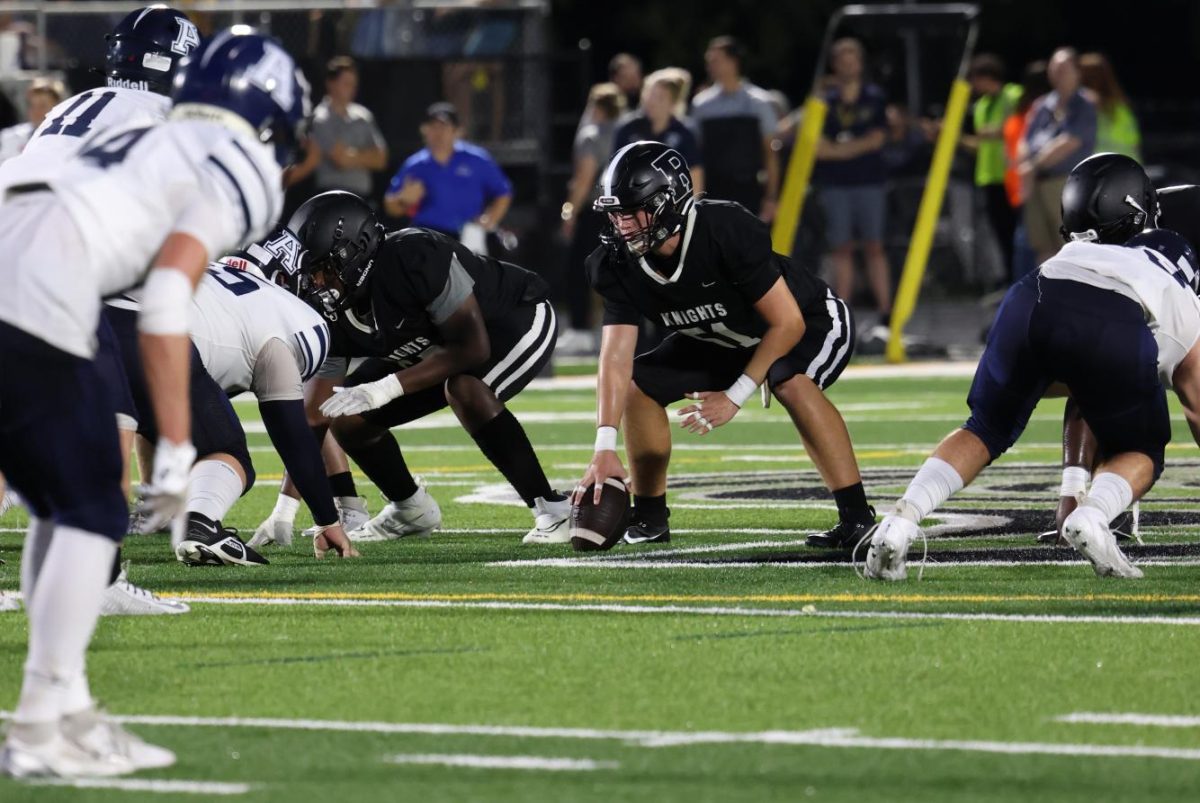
[1081,52,1142,162]
[962,54,1024,278]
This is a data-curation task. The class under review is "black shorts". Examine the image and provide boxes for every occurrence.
[633,289,855,407]
[351,300,557,427]
[95,312,138,428]
[105,306,254,482]
[964,273,1170,473]
[0,322,127,540]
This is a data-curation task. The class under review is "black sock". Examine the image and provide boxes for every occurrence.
[329,471,358,498]
[472,409,552,507]
[633,493,668,525]
[108,548,122,586]
[833,482,874,523]
[348,434,418,502]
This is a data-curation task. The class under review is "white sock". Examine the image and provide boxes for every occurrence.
[897,457,964,522]
[15,527,116,723]
[1082,472,1133,523]
[20,516,53,605]
[187,460,245,521]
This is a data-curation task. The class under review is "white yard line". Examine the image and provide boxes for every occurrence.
[486,557,1200,570]
[384,753,617,771]
[164,596,1200,627]
[6,712,1197,763]
[1056,713,1200,728]
[30,778,251,795]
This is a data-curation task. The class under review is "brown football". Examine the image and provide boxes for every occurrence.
[570,478,631,552]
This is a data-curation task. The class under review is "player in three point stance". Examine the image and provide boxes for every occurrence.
[0,5,200,614]
[262,191,571,543]
[576,141,875,546]
[865,153,1200,581]
[0,30,310,779]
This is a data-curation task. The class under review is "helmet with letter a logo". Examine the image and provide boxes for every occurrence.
[105,5,200,94]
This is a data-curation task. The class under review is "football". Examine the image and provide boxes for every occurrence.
[570,478,631,552]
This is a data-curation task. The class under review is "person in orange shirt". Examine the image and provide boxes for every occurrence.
[1003,61,1050,282]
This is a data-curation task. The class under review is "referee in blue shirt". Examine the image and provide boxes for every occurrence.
[384,103,513,239]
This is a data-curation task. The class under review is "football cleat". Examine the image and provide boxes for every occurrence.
[348,488,441,542]
[863,515,920,581]
[0,489,19,517]
[301,496,370,539]
[622,508,670,545]
[1,722,131,779]
[175,515,268,566]
[126,486,169,536]
[1037,506,1138,545]
[1061,505,1143,579]
[806,507,877,550]
[61,707,175,771]
[100,563,190,616]
[522,494,571,544]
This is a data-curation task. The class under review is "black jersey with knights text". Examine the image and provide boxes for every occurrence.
[586,199,828,349]
[323,227,549,367]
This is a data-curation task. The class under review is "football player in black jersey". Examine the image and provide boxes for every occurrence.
[1047,180,1200,544]
[575,141,875,546]
[267,191,570,543]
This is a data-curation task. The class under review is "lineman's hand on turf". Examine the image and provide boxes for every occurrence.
[677,391,739,435]
[141,438,196,534]
[249,514,294,549]
[320,375,404,418]
[313,523,359,559]
[574,450,629,506]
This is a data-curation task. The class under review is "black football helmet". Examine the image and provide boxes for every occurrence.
[285,191,385,312]
[1125,229,1200,295]
[594,140,695,257]
[1060,152,1159,244]
[104,5,200,94]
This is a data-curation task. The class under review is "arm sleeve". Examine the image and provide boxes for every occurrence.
[170,189,242,263]
[258,398,339,526]
[316,356,349,381]
[365,111,388,151]
[250,337,305,402]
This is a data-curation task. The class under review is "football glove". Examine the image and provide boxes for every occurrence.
[320,374,404,418]
[249,494,299,548]
[140,438,196,537]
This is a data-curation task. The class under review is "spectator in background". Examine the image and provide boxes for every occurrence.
[384,102,513,243]
[961,54,1024,275]
[287,56,388,197]
[558,83,626,354]
[813,37,891,324]
[1004,61,1050,282]
[612,68,705,194]
[608,52,643,111]
[692,36,779,219]
[1080,52,1142,161]
[1018,47,1096,264]
[0,77,63,164]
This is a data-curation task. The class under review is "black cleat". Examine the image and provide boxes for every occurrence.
[806,509,876,551]
[622,508,670,545]
[175,514,269,566]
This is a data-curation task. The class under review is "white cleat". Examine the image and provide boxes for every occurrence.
[1,722,131,779]
[521,496,571,544]
[0,489,19,517]
[61,707,175,772]
[1062,505,1143,579]
[100,564,190,616]
[863,516,920,581]
[301,496,370,539]
[348,488,441,542]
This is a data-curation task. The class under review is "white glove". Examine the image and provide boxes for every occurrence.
[249,494,299,548]
[320,374,404,418]
[140,438,196,536]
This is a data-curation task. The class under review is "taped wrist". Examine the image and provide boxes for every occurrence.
[138,268,193,335]
[594,426,618,452]
[724,374,757,408]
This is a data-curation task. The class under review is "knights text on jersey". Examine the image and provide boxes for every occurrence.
[1040,240,1200,384]
[586,199,828,349]
[0,118,282,358]
[324,227,549,365]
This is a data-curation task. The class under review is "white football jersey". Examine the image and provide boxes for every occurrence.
[190,264,330,395]
[2,87,170,171]
[1040,240,1200,386]
[0,116,282,358]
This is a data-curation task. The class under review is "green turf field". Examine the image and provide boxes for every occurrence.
[2,366,1200,802]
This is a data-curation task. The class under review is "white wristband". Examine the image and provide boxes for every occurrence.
[138,267,194,335]
[271,494,301,520]
[594,426,618,452]
[373,373,405,402]
[724,373,757,408]
[1060,466,1090,497]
